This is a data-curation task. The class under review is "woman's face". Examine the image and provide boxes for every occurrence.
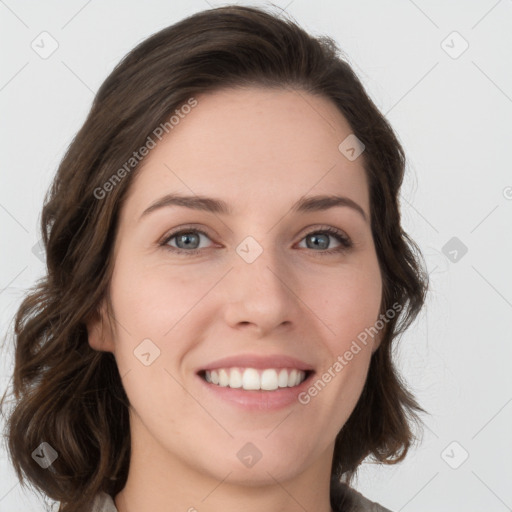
[88,86,382,486]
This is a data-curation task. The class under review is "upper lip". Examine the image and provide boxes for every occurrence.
[196,354,315,373]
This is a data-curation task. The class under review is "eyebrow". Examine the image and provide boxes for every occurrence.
[139,193,368,222]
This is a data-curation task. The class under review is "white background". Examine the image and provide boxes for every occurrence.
[1,1,511,511]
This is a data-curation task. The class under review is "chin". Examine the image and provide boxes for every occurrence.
[197,443,312,487]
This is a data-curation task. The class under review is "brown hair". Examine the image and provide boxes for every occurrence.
[1,4,428,511]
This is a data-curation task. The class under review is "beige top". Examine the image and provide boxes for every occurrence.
[90,483,393,512]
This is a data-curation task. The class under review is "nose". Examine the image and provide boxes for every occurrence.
[222,247,298,337]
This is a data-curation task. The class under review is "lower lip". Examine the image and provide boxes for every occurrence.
[196,372,314,411]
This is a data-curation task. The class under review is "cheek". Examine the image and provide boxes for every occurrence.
[108,263,198,420]
[111,255,204,332]
[305,261,382,346]
[312,261,381,413]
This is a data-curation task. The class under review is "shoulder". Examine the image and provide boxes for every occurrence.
[343,485,394,512]
[331,477,394,512]
[89,492,118,512]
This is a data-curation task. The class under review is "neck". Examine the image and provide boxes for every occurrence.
[114,413,335,512]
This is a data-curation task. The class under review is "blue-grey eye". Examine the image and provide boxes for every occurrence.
[172,231,207,250]
[298,228,352,252]
[306,232,330,250]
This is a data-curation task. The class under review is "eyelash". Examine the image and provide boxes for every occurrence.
[159,225,353,257]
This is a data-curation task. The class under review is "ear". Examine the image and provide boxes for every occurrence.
[85,300,116,353]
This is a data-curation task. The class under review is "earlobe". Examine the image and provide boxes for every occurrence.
[85,302,115,353]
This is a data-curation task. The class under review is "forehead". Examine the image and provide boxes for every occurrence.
[123,86,369,220]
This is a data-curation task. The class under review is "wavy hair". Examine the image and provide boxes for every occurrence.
[1,4,429,511]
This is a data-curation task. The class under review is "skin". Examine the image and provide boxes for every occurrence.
[87,86,383,512]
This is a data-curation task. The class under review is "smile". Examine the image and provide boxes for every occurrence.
[201,367,310,391]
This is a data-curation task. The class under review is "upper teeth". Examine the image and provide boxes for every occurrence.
[204,368,307,391]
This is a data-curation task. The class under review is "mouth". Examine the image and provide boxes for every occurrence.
[194,353,316,410]
[197,367,315,391]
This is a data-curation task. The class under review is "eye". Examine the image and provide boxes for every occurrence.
[296,226,353,255]
[160,227,214,255]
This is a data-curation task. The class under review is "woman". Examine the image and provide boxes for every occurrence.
[1,5,428,512]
